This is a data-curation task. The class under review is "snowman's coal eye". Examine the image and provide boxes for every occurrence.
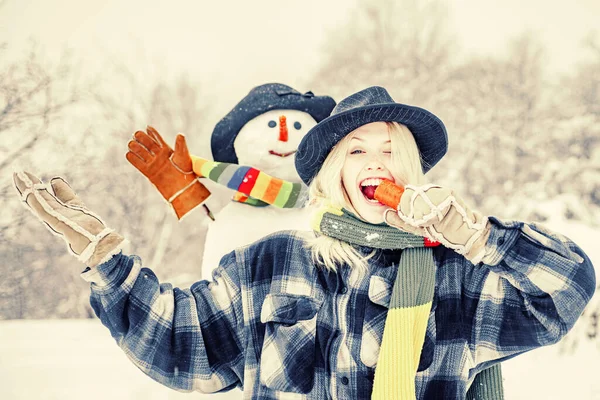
[294,122,302,130]
[268,120,277,128]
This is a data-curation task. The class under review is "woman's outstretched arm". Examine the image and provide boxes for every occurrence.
[83,250,246,393]
[12,170,246,393]
[458,218,595,374]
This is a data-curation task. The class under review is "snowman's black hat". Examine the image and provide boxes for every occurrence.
[211,83,336,164]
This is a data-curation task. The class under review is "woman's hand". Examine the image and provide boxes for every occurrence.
[383,183,491,263]
[13,171,124,267]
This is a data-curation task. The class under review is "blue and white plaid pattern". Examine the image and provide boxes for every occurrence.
[82,217,595,399]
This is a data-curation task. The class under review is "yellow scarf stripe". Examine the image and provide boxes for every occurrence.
[372,245,436,400]
[372,302,432,400]
[310,202,344,232]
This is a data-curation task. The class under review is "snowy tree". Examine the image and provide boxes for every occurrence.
[309,2,599,226]
[0,48,216,318]
[308,0,457,111]
[0,42,85,319]
[552,33,600,352]
[442,34,552,217]
[544,33,600,221]
[0,43,81,172]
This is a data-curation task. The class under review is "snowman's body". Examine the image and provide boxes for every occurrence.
[201,202,312,276]
[200,109,318,279]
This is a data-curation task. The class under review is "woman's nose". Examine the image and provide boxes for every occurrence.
[365,159,385,171]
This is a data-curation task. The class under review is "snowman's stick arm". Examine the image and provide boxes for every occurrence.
[191,156,308,208]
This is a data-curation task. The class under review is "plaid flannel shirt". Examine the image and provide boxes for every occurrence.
[82,217,595,399]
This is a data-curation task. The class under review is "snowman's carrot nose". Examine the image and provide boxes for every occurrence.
[374,180,404,208]
[279,115,288,142]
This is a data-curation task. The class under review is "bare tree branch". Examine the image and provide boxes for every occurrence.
[0,43,81,172]
[0,133,41,171]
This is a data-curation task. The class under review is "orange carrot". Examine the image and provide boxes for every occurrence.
[374,180,404,208]
[279,115,288,142]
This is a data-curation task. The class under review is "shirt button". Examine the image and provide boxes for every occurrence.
[340,287,348,294]
[497,236,505,246]
[341,376,349,385]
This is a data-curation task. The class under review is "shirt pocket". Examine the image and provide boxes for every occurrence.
[360,275,392,368]
[360,275,437,372]
[259,293,323,394]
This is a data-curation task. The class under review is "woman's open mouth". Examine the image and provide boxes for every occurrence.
[268,150,297,158]
[360,178,386,203]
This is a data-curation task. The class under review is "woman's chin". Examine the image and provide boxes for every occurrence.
[349,193,389,224]
[356,204,387,224]
[367,212,386,224]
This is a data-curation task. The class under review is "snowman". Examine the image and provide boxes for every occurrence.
[128,83,335,280]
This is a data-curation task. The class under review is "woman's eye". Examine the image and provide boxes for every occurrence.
[350,149,364,155]
[294,121,302,130]
[268,120,277,128]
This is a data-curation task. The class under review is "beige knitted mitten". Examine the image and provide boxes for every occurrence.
[13,171,124,267]
[384,184,491,263]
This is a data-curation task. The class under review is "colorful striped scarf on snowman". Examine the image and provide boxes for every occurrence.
[312,204,438,400]
[191,156,307,208]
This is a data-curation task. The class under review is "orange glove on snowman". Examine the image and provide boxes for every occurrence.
[126,126,211,220]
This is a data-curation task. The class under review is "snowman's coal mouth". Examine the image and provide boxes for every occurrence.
[269,150,297,158]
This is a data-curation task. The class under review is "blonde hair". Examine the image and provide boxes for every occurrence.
[306,122,426,271]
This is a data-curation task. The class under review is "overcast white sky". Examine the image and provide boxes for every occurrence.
[1,0,599,111]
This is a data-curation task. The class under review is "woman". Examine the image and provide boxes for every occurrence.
[13,86,595,399]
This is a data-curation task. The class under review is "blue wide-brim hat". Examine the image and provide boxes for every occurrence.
[211,83,336,163]
[295,86,448,185]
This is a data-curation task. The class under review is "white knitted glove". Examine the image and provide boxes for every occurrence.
[383,184,491,263]
[13,171,124,267]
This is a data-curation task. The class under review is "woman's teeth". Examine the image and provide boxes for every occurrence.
[360,178,383,201]
[361,178,383,187]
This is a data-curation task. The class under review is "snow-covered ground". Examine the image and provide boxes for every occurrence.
[2,317,599,400]
[1,218,598,399]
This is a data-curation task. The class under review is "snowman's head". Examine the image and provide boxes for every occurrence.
[210,84,336,181]
[234,109,317,183]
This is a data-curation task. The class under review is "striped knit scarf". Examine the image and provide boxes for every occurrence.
[312,205,438,400]
[191,156,307,208]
